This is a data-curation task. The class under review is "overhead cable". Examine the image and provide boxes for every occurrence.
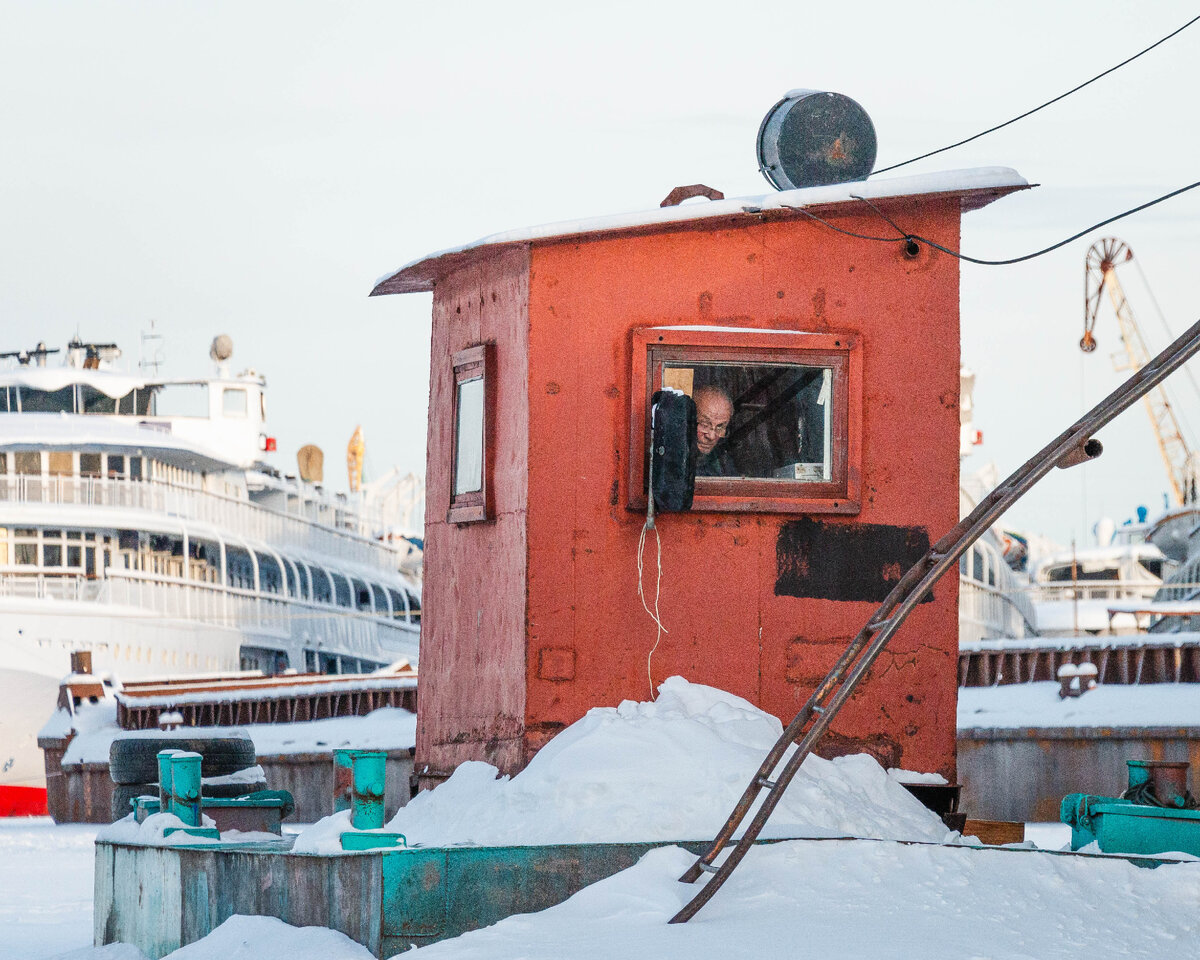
[780,179,1200,266]
[871,14,1200,177]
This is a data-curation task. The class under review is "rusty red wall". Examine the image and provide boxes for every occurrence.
[416,246,531,781]
[522,201,963,778]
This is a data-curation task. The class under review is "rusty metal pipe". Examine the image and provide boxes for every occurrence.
[1056,437,1103,469]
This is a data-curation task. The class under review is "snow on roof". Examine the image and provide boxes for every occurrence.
[0,412,235,468]
[372,166,1031,296]
[0,366,147,398]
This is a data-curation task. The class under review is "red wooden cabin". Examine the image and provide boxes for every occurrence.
[373,169,1028,789]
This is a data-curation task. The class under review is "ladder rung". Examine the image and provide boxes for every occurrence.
[867,617,892,631]
[756,776,777,789]
[811,705,825,715]
[697,860,719,874]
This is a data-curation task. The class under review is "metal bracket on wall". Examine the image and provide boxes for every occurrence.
[670,314,1200,924]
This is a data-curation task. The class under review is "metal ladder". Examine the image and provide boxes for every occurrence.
[670,314,1200,924]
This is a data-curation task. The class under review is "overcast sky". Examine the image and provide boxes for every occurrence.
[3,0,1199,548]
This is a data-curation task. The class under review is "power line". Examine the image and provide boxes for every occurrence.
[780,179,1200,266]
[871,14,1200,177]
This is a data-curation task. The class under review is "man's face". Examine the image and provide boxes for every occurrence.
[695,391,732,455]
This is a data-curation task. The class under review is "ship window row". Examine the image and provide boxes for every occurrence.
[0,525,420,622]
[0,450,211,491]
[2,382,258,420]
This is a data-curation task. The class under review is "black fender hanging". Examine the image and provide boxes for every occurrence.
[649,389,696,512]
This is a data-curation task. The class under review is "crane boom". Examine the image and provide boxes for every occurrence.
[1081,237,1194,505]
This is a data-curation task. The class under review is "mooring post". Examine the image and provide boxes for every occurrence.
[157,749,178,814]
[334,748,386,829]
[168,751,203,827]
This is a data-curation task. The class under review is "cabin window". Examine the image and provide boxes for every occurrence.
[448,344,494,524]
[256,552,283,594]
[629,328,862,514]
[20,387,73,414]
[352,579,373,612]
[223,388,248,418]
[107,454,126,478]
[14,451,40,475]
[81,386,117,414]
[226,546,255,590]
[331,572,352,608]
[387,587,408,621]
[311,565,333,604]
[48,452,72,476]
[150,383,209,418]
[80,453,102,478]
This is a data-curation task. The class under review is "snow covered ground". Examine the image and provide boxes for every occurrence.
[4,678,1199,959]
[958,681,1200,728]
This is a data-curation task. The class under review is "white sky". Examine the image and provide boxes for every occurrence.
[3,0,1199,547]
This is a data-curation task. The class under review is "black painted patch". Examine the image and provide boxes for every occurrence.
[775,518,932,602]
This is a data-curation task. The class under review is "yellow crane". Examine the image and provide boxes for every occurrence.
[347,425,364,493]
[1080,237,1196,505]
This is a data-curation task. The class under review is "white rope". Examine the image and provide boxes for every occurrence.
[637,518,667,701]
[638,411,668,701]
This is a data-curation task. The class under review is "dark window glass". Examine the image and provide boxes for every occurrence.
[43,544,62,566]
[21,387,74,413]
[79,453,102,478]
[311,567,333,604]
[662,361,833,481]
[14,452,40,475]
[332,573,351,608]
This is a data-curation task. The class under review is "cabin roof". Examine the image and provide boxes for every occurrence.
[371,166,1031,296]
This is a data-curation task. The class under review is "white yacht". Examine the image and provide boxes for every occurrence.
[0,336,422,802]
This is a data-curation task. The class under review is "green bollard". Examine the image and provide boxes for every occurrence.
[333,748,387,829]
[157,749,178,815]
[168,752,203,828]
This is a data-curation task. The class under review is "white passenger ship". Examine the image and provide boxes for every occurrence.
[0,337,421,799]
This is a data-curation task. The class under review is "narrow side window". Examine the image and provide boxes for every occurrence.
[448,344,494,523]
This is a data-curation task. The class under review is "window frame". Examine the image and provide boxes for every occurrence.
[628,327,862,515]
[447,343,495,524]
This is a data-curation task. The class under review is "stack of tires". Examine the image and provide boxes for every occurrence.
[108,735,264,821]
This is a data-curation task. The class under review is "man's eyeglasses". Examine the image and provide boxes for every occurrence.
[698,417,729,437]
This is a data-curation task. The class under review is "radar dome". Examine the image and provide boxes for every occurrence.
[209,334,234,362]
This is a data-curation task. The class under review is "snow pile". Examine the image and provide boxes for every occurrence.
[54,703,415,765]
[97,812,225,847]
[51,946,147,960]
[293,677,948,853]
[160,916,373,959]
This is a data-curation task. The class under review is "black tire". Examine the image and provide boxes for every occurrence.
[111,782,157,821]
[109,736,256,785]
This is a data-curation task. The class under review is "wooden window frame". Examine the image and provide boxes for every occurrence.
[447,343,495,524]
[628,327,862,515]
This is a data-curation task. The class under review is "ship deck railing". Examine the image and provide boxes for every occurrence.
[0,473,403,568]
[0,570,419,641]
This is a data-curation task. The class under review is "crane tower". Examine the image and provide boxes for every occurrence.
[1081,237,1196,505]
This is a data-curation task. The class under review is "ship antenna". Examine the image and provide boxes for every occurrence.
[140,320,164,375]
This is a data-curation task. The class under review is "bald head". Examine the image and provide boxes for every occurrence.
[694,386,732,455]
